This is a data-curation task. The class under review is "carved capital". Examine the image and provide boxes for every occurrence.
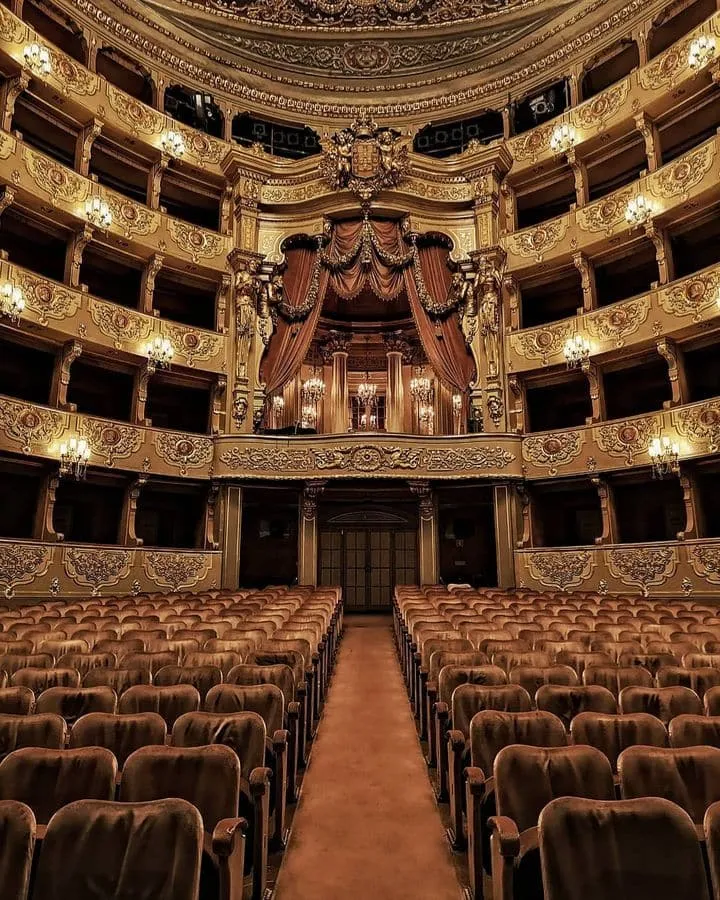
[321,330,352,362]
[657,337,688,407]
[634,112,660,172]
[383,330,412,361]
[580,359,605,424]
[140,253,164,314]
[302,479,327,520]
[572,252,596,312]
[120,475,147,547]
[409,479,434,522]
[643,220,674,284]
[0,186,16,219]
[147,153,170,210]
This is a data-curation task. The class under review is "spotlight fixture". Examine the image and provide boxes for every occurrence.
[145,336,174,372]
[161,130,186,159]
[648,435,680,479]
[85,197,112,229]
[563,335,592,369]
[549,123,577,154]
[625,195,653,227]
[688,35,716,70]
[59,436,90,480]
[0,282,24,325]
[23,42,51,76]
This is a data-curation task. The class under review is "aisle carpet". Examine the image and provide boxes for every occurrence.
[273,614,465,900]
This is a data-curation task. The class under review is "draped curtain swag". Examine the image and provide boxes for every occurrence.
[261,218,476,397]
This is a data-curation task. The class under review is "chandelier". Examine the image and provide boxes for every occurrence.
[688,35,716,70]
[0,282,24,325]
[357,377,377,406]
[301,404,318,428]
[418,403,434,431]
[302,372,326,405]
[145,336,174,372]
[161,130,186,158]
[625,195,653,227]
[648,435,680,479]
[272,396,285,414]
[85,197,112,229]
[452,394,463,417]
[563,335,591,369]
[410,374,434,405]
[23,42,51,76]
[59,436,91,480]
[549,123,577,154]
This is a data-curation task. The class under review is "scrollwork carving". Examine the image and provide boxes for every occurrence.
[0,544,51,598]
[0,400,66,454]
[585,297,651,348]
[143,551,212,590]
[168,221,225,262]
[526,550,594,589]
[595,417,660,465]
[16,272,81,325]
[63,547,132,596]
[89,302,153,349]
[522,431,584,475]
[606,546,677,594]
[77,420,143,467]
[154,433,213,475]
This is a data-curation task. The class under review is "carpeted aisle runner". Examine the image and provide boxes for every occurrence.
[273,614,465,900]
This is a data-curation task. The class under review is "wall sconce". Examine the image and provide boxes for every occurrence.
[625,195,653,227]
[301,403,317,429]
[648,434,680,479]
[161,130,186,159]
[23,42,51,76]
[452,394,463,418]
[301,373,325,405]
[688,35,716,70]
[59,436,90,480]
[272,396,285,414]
[410,374,434,405]
[419,403,435,435]
[549,123,577,154]
[0,282,24,325]
[145,336,174,372]
[85,197,112,229]
[563,334,592,369]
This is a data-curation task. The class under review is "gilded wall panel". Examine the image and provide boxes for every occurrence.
[525,550,595,589]
[0,543,51,598]
[522,431,585,476]
[63,546,133,595]
[142,551,214,590]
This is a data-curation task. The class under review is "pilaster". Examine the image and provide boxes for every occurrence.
[119,475,147,546]
[409,480,438,584]
[299,480,326,586]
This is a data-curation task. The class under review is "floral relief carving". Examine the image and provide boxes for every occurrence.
[15,271,81,325]
[674,401,720,453]
[154,433,213,475]
[688,544,720,586]
[89,301,152,349]
[165,325,222,367]
[0,131,15,160]
[652,142,716,200]
[23,148,88,204]
[219,447,314,472]
[573,81,629,130]
[526,550,594,589]
[577,189,633,235]
[0,4,26,40]
[0,544,51,598]
[595,417,660,465]
[425,447,516,471]
[659,270,720,321]
[585,297,650,348]
[514,321,574,365]
[168,221,225,263]
[63,547,132,596]
[143,551,212,590]
[0,400,66,454]
[49,51,99,96]
[639,38,693,90]
[106,85,163,135]
[509,220,567,262]
[314,445,423,472]
[77,420,144,466]
[509,124,554,163]
[179,129,224,165]
[105,194,159,237]
[522,431,583,475]
[606,547,677,594]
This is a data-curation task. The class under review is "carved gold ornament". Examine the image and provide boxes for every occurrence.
[0,399,66,454]
[674,401,720,453]
[523,431,584,475]
[23,148,88,204]
[606,546,677,594]
[143,551,212,590]
[0,543,51,598]
[578,189,633,235]
[688,544,720,586]
[652,142,716,200]
[77,420,144,467]
[514,321,574,365]
[105,195,159,238]
[16,272,81,325]
[585,297,650,348]
[168,221,225,262]
[165,325,222,367]
[154,433,213,475]
[510,124,554,163]
[526,550,594,589]
[573,81,629,130]
[63,547,133,596]
[639,38,693,90]
[595,417,660,466]
[509,221,567,262]
[106,85,163,135]
[0,4,25,40]
[49,51,99,96]
[659,270,720,321]
[89,302,153,349]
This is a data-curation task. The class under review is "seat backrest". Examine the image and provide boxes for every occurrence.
[204,683,284,735]
[427,650,488,684]
[0,747,116,824]
[684,652,720,670]
[618,686,702,725]
[171,710,266,776]
[118,652,178,675]
[0,655,54,675]
[617,652,679,675]
[509,665,578,700]
[669,714,720,750]
[32,798,203,900]
[0,714,66,761]
[536,685,617,730]
[657,666,720,699]
[539,796,709,900]
[35,688,117,726]
[619,745,720,824]
[69,712,167,767]
[555,651,613,678]
[469,710,566,774]
[437,665,507,706]
[10,668,80,695]
[118,684,201,729]
[570,712,668,773]
[0,799,35,900]
[226,663,295,707]
[583,665,653,697]
[56,653,116,676]
[451,684,532,737]
[493,651,552,672]
[153,666,223,700]
[495,744,615,834]
[181,651,243,677]
[704,686,720,716]
[0,688,35,716]
[82,667,151,695]
[120,744,239,832]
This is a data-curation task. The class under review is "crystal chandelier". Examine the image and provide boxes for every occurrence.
[23,43,51,76]
[301,404,317,428]
[0,282,24,325]
[549,123,577,154]
[357,377,377,405]
[410,374,434,405]
[161,130,186,158]
[648,435,680,479]
[59,436,91,480]
[85,197,112,229]
[360,410,377,429]
[563,335,591,369]
[272,396,285,414]
[688,35,716,70]
[418,403,434,432]
[145,336,174,372]
[301,372,326,405]
[625,195,653,227]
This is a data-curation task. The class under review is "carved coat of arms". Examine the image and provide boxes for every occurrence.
[320,114,409,201]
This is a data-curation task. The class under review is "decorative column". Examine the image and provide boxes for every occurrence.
[581,360,606,423]
[592,476,618,545]
[409,480,438,585]
[64,225,94,288]
[503,274,521,331]
[644,220,675,285]
[132,366,152,426]
[209,376,227,434]
[469,247,507,433]
[678,468,702,541]
[657,338,690,408]
[465,147,512,248]
[323,331,351,434]
[493,484,517,588]
[384,332,410,433]
[228,250,264,434]
[507,375,526,433]
[139,253,163,315]
[204,482,220,550]
[220,484,243,590]
[119,476,147,546]
[49,340,82,410]
[514,483,533,549]
[567,148,589,207]
[299,480,326,586]
[635,112,662,172]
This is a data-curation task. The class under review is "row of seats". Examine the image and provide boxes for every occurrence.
[0,584,343,900]
[394,585,720,899]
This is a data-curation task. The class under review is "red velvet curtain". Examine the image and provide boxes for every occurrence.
[405,242,476,394]
[327,219,407,300]
[261,245,327,396]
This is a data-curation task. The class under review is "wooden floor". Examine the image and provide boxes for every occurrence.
[273,614,465,900]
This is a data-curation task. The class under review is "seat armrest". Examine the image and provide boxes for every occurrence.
[249,766,272,797]
[448,729,466,754]
[435,701,449,719]
[288,701,300,718]
[212,818,248,857]
[273,729,289,752]
[465,766,486,798]
[488,816,521,858]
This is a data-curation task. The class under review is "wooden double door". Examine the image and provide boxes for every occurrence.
[319,526,417,611]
